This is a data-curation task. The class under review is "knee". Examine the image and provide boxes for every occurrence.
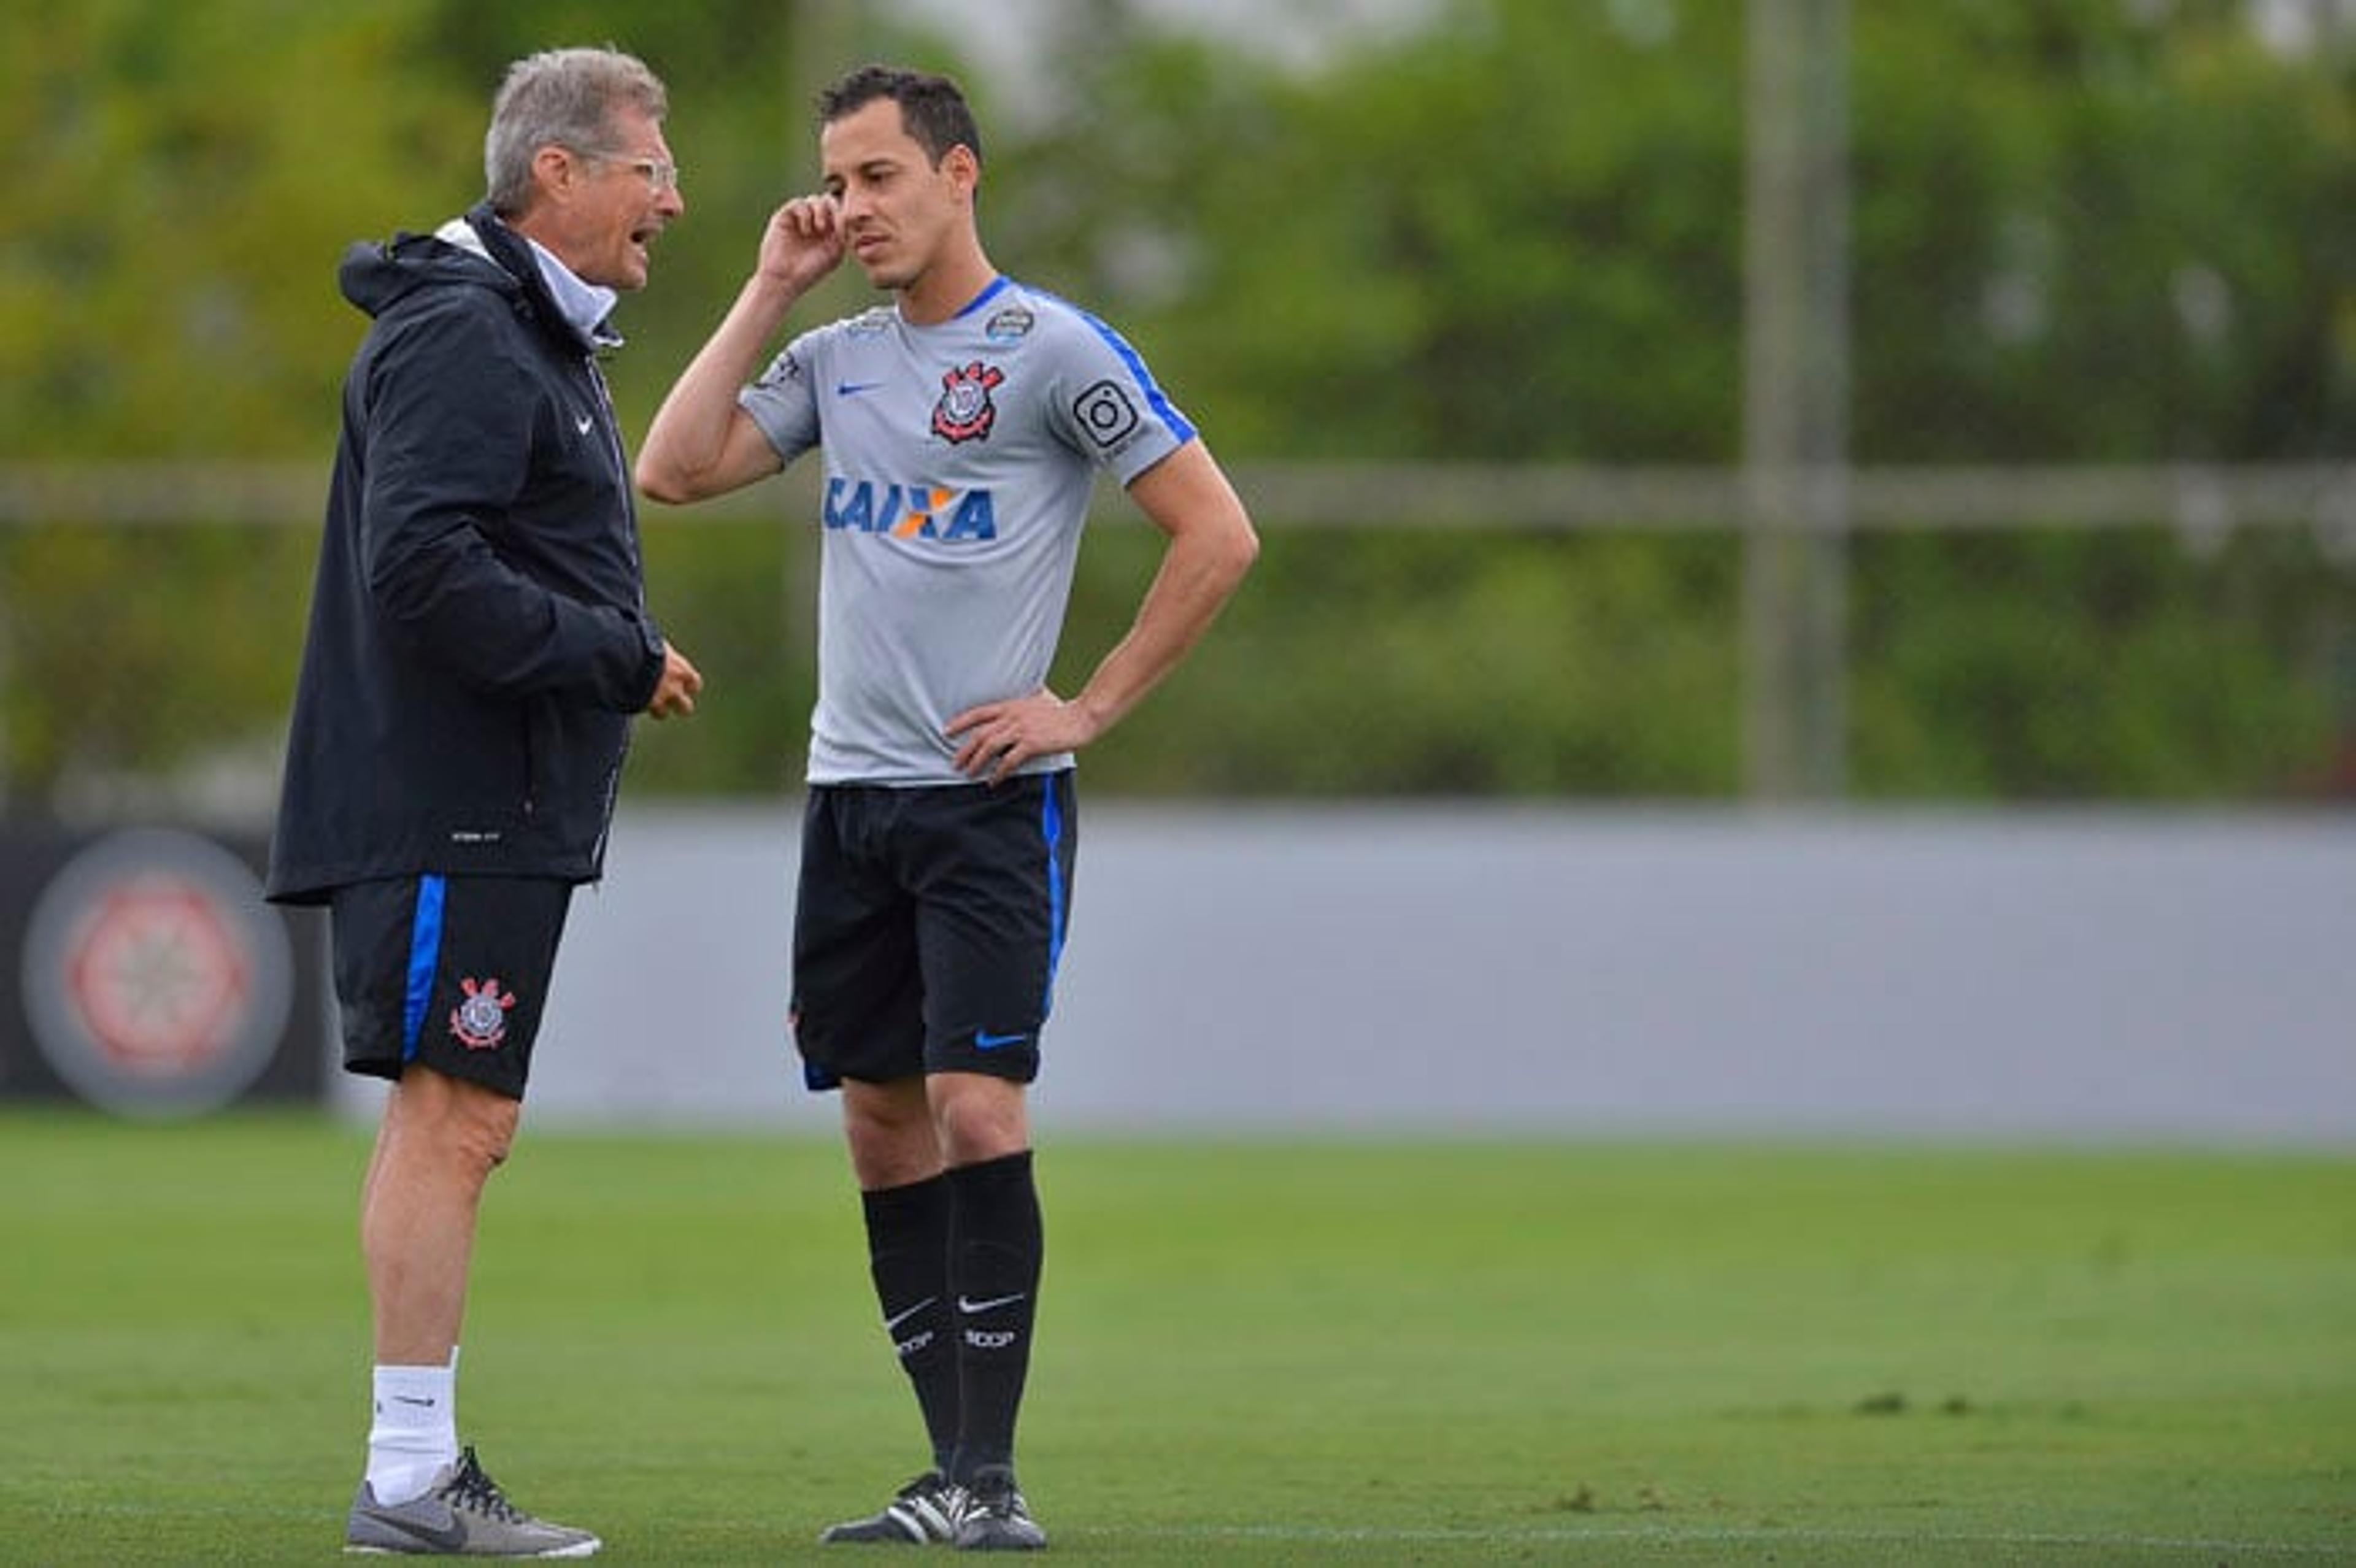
[395,1069,521,1176]
[842,1080,941,1189]
[929,1074,1028,1167]
[450,1091,520,1174]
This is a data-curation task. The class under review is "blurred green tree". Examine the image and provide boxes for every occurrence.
[988,0,2356,798]
[1849,0,2356,461]
[2,0,475,461]
[1,0,2351,805]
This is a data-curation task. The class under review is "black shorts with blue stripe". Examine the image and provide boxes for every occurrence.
[791,771,1076,1091]
[327,874,573,1100]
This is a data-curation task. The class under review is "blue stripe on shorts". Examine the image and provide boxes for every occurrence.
[402,874,447,1061]
[1041,779,1068,1013]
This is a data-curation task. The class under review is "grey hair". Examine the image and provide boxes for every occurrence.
[484,47,668,216]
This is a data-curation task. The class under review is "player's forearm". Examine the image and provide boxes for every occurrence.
[635,273,801,502]
[1071,516,1258,737]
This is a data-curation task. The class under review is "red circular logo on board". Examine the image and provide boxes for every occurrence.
[20,830,293,1117]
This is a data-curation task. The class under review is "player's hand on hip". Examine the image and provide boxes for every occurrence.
[947,689,1095,784]
[758,195,847,294]
[645,642,703,720]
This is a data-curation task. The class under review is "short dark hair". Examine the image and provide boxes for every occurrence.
[817,63,982,168]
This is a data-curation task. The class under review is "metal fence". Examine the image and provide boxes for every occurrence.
[3,459,2354,820]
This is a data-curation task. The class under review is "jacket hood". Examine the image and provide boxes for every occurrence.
[337,203,595,352]
[340,236,510,323]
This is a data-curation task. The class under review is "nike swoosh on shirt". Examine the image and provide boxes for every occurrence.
[973,1030,1030,1051]
[836,381,884,396]
[884,1296,937,1333]
[958,1292,1029,1315]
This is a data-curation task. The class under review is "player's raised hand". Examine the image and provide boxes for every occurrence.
[757,194,848,294]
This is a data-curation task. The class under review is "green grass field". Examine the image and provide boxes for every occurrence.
[2,1111,2350,1564]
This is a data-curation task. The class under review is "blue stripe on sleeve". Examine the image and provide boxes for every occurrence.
[1079,309,1196,444]
[402,875,447,1060]
[1028,283,1198,445]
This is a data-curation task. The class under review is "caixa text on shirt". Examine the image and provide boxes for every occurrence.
[823,478,997,542]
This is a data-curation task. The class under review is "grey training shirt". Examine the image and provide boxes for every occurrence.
[740,276,1195,785]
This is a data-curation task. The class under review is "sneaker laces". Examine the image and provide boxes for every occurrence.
[904,1471,966,1528]
[443,1447,528,1525]
[963,1471,1020,1517]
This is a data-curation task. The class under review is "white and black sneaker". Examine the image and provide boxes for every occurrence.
[819,1469,966,1545]
[344,1445,599,1557]
[950,1467,1044,1553]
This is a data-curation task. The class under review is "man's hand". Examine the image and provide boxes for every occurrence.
[946,689,1101,784]
[645,642,703,720]
[758,194,848,296]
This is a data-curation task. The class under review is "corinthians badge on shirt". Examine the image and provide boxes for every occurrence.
[932,361,1004,444]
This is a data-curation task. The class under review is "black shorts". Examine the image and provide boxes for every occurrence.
[328,874,572,1100]
[791,772,1077,1091]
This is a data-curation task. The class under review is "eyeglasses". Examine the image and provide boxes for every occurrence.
[582,148,680,193]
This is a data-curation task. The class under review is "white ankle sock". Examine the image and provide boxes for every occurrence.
[366,1362,458,1505]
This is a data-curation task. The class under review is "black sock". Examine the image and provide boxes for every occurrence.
[860,1174,960,1473]
[945,1150,1043,1482]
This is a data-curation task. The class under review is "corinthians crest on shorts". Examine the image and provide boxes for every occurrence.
[932,361,1004,444]
[450,976,517,1050]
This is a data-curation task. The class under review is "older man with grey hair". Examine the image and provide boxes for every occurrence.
[268,44,701,1558]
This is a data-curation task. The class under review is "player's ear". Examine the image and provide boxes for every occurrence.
[943,144,980,198]
[528,143,579,206]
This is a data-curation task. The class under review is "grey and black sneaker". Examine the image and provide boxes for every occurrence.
[818,1469,965,1545]
[345,1445,601,1558]
[950,1467,1044,1553]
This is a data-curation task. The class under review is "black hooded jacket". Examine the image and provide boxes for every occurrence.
[266,204,666,903]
